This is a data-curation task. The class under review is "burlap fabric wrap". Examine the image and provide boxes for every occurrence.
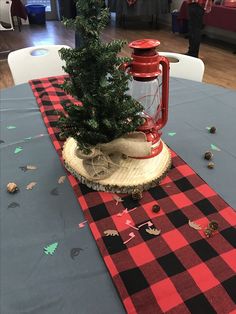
[76,132,152,180]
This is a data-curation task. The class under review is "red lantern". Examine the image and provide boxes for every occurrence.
[123,39,170,158]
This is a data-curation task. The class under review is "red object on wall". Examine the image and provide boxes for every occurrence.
[224,0,236,7]
[178,1,236,32]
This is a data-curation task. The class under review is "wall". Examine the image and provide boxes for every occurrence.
[159,0,236,44]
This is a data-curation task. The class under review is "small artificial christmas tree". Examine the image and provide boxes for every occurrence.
[58,0,144,152]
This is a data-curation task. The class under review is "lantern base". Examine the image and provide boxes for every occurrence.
[62,137,172,194]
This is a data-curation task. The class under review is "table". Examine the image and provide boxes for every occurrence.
[178,1,236,32]
[1,78,236,313]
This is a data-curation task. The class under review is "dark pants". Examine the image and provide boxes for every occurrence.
[187,3,204,58]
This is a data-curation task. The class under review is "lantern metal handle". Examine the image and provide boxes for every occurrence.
[155,56,170,131]
[119,62,131,73]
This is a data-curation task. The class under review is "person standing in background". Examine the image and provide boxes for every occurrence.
[186,0,212,58]
[59,0,106,48]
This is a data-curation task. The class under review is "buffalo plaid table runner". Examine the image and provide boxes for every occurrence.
[30,76,236,314]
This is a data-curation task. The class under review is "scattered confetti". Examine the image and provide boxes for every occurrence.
[210,144,221,151]
[8,202,20,208]
[113,195,124,205]
[104,229,119,237]
[14,147,23,154]
[123,232,135,244]
[70,248,83,259]
[19,165,37,172]
[36,133,45,138]
[44,242,58,255]
[27,165,37,170]
[138,221,153,229]
[145,227,161,236]
[188,220,202,230]
[26,182,37,190]
[58,176,66,184]
[168,132,176,136]
[125,220,139,230]
[7,126,16,129]
[117,207,136,217]
[117,208,128,216]
[50,187,59,196]
[78,220,87,228]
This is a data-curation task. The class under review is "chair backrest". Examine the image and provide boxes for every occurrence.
[8,45,71,85]
[0,0,14,30]
[158,52,205,82]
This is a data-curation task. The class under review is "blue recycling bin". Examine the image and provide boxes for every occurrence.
[26,4,46,25]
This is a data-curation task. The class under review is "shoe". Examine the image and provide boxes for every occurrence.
[184,52,198,58]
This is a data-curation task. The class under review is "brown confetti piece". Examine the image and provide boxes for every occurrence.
[50,187,59,196]
[145,227,161,236]
[70,248,83,259]
[26,182,37,190]
[58,175,66,184]
[104,229,119,237]
[188,220,202,230]
[8,202,20,208]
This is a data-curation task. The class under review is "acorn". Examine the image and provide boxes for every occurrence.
[58,132,67,141]
[152,204,160,213]
[204,228,212,238]
[207,162,215,169]
[209,220,218,231]
[7,182,18,193]
[131,188,143,200]
[209,126,216,134]
[204,151,213,160]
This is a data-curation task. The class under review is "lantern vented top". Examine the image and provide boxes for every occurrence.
[129,39,160,50]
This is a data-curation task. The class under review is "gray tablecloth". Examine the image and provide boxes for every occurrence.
[0,78,236,314]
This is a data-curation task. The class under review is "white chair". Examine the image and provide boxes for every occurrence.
[0,0,14,30]
[7,45,71,85]
[158,52,205,82]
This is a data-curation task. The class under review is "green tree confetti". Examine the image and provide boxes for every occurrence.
[44,242,58,255]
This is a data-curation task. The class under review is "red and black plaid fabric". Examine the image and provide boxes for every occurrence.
[30,76,236,314]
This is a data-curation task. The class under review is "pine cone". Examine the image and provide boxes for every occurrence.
[204,151,213,160]
[209,126,216,134]
[131,188,143,200]
[209,220,218,231]
[207,162,215,169]
[204,228,212,238]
